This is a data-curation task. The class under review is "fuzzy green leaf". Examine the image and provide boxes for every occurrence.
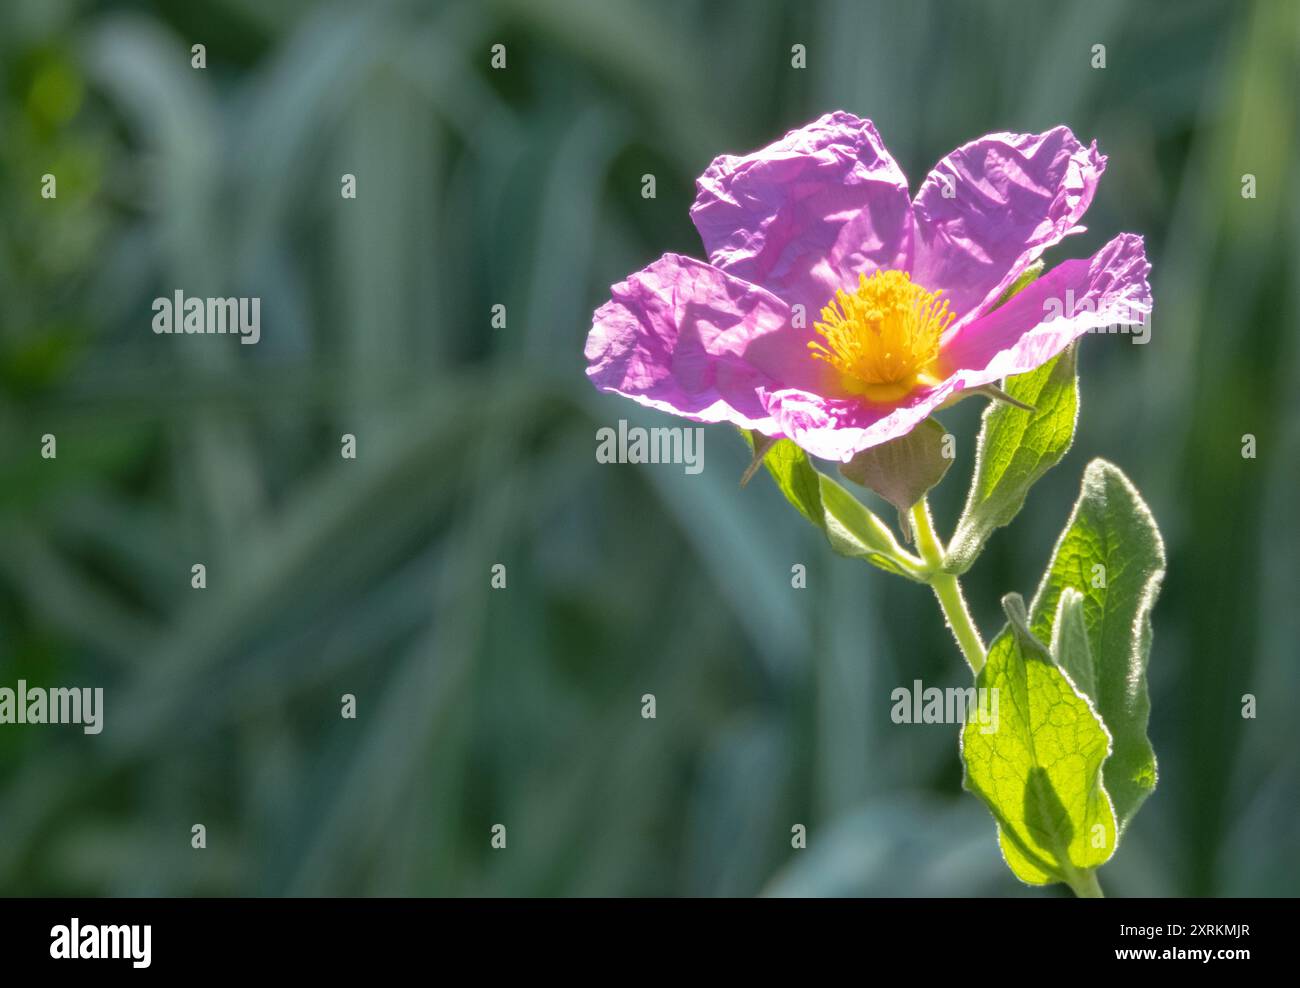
[1051,588,1097,699]
[1029,459,1166,832]
[946,345,1079,573]
[961,594,1117,887]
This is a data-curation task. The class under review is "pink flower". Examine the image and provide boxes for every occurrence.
[584,112,1151,462]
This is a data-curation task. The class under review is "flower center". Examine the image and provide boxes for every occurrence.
[808,270,953,402]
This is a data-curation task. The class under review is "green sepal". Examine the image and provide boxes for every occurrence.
[742,432,925,581]
[838,418,952,540]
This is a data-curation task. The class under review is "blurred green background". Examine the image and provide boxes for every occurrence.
[1,0,1296,896]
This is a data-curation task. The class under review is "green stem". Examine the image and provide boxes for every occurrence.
[909,500,986,674]
[1066,869,1105,898]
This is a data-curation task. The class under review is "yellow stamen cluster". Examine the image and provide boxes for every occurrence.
[809,270,953,402]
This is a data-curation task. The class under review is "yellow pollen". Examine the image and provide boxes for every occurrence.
[809,270,954,402]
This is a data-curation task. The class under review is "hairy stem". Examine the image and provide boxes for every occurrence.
[910,500,986,674]
[1066,869,1105,898]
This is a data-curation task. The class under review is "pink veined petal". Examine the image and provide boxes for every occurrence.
[584,253,799,432]
[761,377,965,463]
[690,111,913,317]
[938,233,1152,388]
[911,127,1106,328]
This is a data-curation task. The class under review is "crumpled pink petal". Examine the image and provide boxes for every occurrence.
[939,233,1151,387]
[912,128,1105,327]
[690,111,913,317]
[584,253,796,431]
[761,377,966,463]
